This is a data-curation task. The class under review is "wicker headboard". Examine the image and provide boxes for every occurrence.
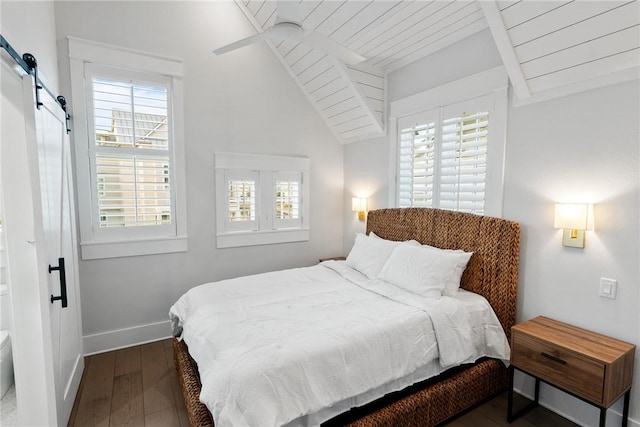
[366,208,521,341]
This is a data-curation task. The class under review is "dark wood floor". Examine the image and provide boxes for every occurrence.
[69,339,188,427]
[69,339,577,427]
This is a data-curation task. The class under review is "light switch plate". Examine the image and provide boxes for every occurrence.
[599,277,617,299]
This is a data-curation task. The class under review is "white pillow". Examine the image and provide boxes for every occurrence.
[377,243,471,298]
[346,233,403,279]
[422,244,473,296]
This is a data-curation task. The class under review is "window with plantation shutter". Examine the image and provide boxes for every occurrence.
[215,153,309,248]
[397,95,500,216]
[391,68,508,217]
[69,38,187,260]
[87,66,177,237]
[225,170,258,232]
[274,171,302,229]
[438,111,488,214]
[398,116,437,209]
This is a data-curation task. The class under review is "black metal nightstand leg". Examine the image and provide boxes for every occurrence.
[507,365,515,422]
[599,408,606,427]
[622,390,630,427]
[507,366,539,423]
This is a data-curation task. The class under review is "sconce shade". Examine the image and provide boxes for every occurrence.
[352,197,367,212]
[554,203,594,248]
[554,203,594,230]
[352,197,367,221]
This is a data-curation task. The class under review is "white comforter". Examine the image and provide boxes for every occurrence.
[169,261,509,427]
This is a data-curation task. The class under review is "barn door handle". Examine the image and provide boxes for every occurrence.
[49,257,68,308]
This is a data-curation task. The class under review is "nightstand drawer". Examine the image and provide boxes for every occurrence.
[512,332,605,404]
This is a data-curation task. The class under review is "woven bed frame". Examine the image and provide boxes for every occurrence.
[173,208,521,426]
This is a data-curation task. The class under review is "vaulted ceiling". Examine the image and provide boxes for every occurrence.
[228,0,640,143]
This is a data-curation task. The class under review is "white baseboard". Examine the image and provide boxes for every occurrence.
[83,320,172,356]
[514,387,639,427]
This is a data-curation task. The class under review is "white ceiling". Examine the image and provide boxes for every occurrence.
[483,0,640,103]
[231,0,640,143]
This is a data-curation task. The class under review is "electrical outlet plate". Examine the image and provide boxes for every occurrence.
[599,277,617,299]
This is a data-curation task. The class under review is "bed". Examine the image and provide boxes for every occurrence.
[172,207,521,426]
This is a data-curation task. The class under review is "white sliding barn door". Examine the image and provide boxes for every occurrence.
[35,77,84,425]
[0,55,84,426]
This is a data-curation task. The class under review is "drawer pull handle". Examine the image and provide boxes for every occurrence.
[541,352,566,365]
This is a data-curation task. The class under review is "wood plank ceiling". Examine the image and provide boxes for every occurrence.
[483,0,640,103]
[237,0,488,144]
[230,0,640,143]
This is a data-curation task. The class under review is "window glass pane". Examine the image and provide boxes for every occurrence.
[398,122,436,208]
[228,180,256,222]
[92,78,169,150]
[275,180,300,220]
[96,154,171,227]
[439,111,488,215]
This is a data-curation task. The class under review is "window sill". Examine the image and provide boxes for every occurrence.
[80,235,188,260]
[216,229,310,249]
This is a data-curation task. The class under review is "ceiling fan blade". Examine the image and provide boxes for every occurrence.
[302,30,366,65]
[213,31,269,55]
[275,0,301,24]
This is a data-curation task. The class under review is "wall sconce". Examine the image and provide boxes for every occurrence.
[553,203,594,248]
[352,197,367,221]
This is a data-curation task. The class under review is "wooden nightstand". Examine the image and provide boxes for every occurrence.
[508,316,635,427]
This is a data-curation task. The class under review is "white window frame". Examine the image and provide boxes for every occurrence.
[389,66,509,217]
[215,153,309,248]
[68,37,187,259]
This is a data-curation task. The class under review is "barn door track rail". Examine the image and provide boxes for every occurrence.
[1,33,71,133]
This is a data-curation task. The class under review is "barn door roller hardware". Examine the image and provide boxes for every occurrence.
[57,96,71,134]
[21,53,44,109]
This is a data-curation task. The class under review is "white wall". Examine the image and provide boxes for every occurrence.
[53,1,344,352]
[1,1,59,93]
[504,80,639,426]
[343,30,640,426]
[343,136,389,253]
[388,29,502,103]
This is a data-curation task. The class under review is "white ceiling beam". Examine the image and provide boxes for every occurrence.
[480,0,531,100]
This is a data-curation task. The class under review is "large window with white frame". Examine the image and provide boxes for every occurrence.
[390,67,508,217]
[88,65,175,234]
[68,37,187,259]
[215,153,309,248]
